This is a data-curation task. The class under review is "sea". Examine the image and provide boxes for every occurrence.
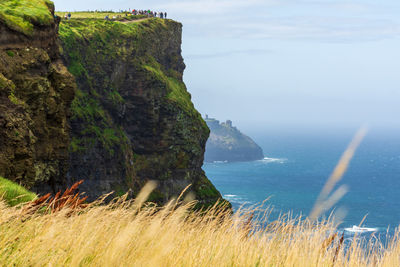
[203,127,400,238]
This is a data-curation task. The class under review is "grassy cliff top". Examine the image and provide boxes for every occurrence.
[58,17,199,119]
[0,0,54,36]
[58,16,173,37]
[55,11,147,20]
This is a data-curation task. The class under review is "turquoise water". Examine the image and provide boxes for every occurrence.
[203,129,400,234]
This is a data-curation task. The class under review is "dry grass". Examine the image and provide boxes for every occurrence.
[0,183,398,266]
[310,127,368,221]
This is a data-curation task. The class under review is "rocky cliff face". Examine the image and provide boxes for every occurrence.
[0,1,76,189]
[0,1,224,207]
[57,18,222,205]
[205,117,264,162]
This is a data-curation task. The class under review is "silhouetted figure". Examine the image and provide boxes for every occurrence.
[160,12,163,19]
[164,12,167,19]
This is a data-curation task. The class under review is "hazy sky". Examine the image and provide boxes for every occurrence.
[54,0,400,132]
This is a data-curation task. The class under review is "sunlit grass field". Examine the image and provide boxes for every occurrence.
[55,11,147,20]
[0,181,399,266]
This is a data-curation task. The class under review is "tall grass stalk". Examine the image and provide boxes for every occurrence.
[310,127,368,220]
[0,187,398,266]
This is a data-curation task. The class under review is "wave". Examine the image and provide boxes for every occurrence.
[223,194,252,205]
[344,225,379,233]
[213,160,228,164]
[260,157,287,164]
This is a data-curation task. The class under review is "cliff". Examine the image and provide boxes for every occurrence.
[204,117,264,162]
[0,1,223,207]
[0,0,76,189]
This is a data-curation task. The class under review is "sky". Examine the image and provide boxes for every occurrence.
[54,0,400,133]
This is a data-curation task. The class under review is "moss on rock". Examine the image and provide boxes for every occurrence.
[0,27,76,191]
[0,0,54,36]
[59,17,223,207]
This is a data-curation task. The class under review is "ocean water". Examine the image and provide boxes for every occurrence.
[203,128,400,236]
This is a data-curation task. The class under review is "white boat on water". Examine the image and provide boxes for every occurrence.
[344,225,378,233]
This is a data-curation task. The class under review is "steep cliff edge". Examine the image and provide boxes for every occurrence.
[0,1,223,207]
[205,117,264,162]
[58,18,222,205]
[0,0,76,189]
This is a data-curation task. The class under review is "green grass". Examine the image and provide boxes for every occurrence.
[70,89,106,123]
[6,50,14,57]
[0,0,54,36]
[143,59,196,116]
[0,177,37,206]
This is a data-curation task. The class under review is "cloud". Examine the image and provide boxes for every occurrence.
[286,1,371,12]
[181,13,400,43]
[225,16,400,42]
[156,0,277,14]
[185,49,273,59]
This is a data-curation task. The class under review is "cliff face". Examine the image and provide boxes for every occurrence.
[0,1,76,189]
[0,1,223,207]
[57,18,222,205]
[205,118,264,162]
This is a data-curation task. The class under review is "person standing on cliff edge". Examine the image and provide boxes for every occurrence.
[164,12,167,19]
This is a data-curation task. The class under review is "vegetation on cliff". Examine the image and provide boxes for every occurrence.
[58,16,219,206]
[0,34,76,190]
[58,17,203,156]
[59,17,202,119]
[0,1,221,207]
[1,0,222,210]
[0,0,54,36]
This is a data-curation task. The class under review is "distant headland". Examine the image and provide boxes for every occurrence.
[204,115,264,163]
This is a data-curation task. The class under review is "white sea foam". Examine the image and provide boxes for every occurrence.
[261,157,287,164]
[344,225,378,233]
[213,160,228,164]
[223,194,251,205]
